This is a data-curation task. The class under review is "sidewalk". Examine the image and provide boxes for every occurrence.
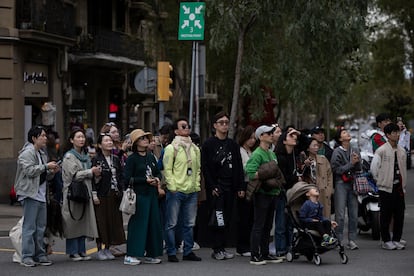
[0,203,22,237]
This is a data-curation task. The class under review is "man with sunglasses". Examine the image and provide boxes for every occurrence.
[201,111,244,261]
[163,117,202,262]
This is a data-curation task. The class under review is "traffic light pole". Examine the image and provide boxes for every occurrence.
[189,41,200,135]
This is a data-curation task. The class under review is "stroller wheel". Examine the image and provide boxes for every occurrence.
[313,255,321,266]
[340,253,348,264]
[286,252,293,262]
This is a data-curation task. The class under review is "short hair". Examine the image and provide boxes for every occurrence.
[213,111,229,123]
[28,126,45,144]
[159,124,173,135]
[384,123,400,135]
[173,117,189,130]
[237,125,255,147]
[376,113,390,124]
[334,126,346,145]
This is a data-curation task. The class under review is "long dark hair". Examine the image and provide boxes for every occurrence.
[237,125,255,147]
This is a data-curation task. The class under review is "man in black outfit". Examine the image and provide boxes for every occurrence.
[201,111,244,261]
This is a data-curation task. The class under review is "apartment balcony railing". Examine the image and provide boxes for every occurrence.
[16,0,76,38]
[74,27,145,61]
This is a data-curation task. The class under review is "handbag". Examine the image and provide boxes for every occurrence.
[208,196,225,228]
[67,173,89,221]
[341,171,354,183]
[119,179,136,215]
[353,172,370,195]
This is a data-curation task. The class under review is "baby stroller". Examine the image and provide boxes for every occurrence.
[285,182,348,266]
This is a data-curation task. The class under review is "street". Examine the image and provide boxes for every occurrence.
[1,171,414,276]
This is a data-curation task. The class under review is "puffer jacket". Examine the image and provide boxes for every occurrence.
[246,160,286,201]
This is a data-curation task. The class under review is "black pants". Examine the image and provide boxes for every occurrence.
[207,190,235,252]
[379,188,405,242]
[250,193,276,258]
[236,196,253,254]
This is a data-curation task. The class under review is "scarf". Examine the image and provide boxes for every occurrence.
[171,136,194,166]
[68,148,91,169]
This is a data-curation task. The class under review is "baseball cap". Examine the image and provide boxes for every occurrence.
[255,125,276,139]
[311,126,325,135]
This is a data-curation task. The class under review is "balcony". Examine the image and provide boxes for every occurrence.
[73,28,145,62]
[16,0,77,39]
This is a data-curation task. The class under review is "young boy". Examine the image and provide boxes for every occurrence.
[299,187,338,247]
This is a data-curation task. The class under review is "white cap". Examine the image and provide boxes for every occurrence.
[255,125,275,139]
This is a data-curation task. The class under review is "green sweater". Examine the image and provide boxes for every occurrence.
[245,147,281,196]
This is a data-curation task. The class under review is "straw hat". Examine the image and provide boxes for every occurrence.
[130,129,153,145]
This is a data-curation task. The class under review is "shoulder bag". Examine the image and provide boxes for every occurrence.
[67,173,89,220]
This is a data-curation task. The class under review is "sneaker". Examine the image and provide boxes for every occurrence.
[399,239,407,246]
[144,257,162,264]
[109,246,125,257]
[97,250,108,261]
[382,241,397,250]
[211,251,225,260]
[103,249,115,260]
[79,252,91,261]
[250,255,266,265]
[393,241,405,250]
[222,250,235,259]
[236,251,252,257]
[20,258,36,267]
[124,255,141,265]
[37,257,53,266]
[183,252,202,261]
[69,254,83,262]
[177,245,184,254]
[347,240,359,250]
[263,255,283,264]
[168,255,179,262]
[192,242,201,251]
[275,254,286,260]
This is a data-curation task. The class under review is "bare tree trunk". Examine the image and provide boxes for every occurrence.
[228,31,244,139]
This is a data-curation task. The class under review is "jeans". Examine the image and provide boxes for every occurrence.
[66,237,86,255]
[250,193,276,258]
[334,181,358,243]
[274,193,287,255]
[165,191,198,256]
[21,198,47,261]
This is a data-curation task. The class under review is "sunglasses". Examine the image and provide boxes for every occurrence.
[216,120,230,126]
[180,124,191,130]
[105,122,116,126]
[262,130,274,136]
[138,136,149,141]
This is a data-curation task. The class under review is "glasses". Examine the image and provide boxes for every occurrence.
[216,120,230,126]
[105,122,116,126]
[138,136,149,141]
[180,124,191,130]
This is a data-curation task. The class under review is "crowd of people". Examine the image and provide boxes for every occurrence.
[12,111,408,267]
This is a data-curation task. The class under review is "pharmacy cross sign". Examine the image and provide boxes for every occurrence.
[178,2,205,41]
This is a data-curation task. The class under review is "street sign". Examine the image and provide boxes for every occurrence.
[178,2,205,41]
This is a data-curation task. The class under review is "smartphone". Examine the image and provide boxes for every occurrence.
[56,160,62,166]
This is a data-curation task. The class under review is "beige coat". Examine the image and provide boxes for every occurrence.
[61,152,98,239]
[315,155,333,218]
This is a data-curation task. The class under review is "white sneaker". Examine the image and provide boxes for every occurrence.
[124,256,141,265]
[192,242,201,251]
[399,239,407,246]
[393,241,405,250]
[382,241,397,250]
[104,249,115,260]
[347,240,359,250]
[97,250,108,261]
[144,257,162,264]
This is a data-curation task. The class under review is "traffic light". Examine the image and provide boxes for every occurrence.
[157,61,173,101]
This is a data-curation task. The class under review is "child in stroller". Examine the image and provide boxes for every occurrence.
[286,182,348,265]
[299,187,338,248]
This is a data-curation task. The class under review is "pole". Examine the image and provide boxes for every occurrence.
[189,41,196,124]
[194,42,200,135]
